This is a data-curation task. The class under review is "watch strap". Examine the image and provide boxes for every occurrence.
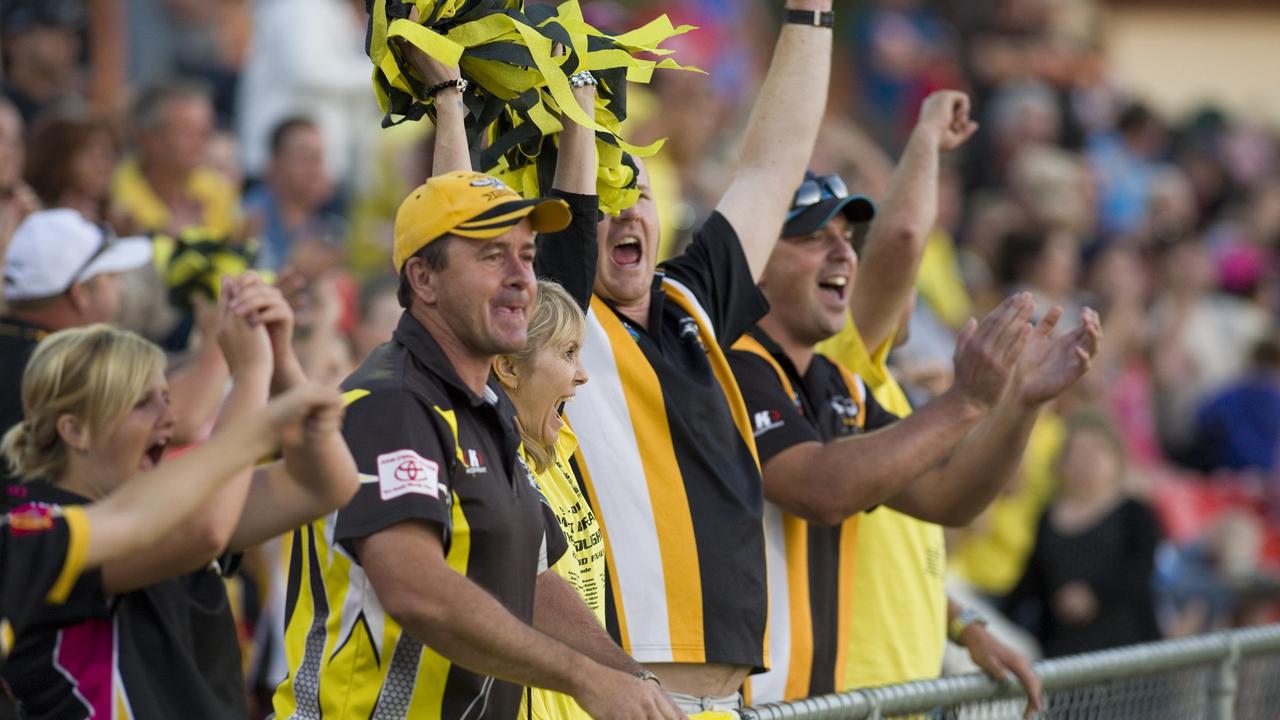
[784,9,834,28]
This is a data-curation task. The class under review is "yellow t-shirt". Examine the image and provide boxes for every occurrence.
[915,230,973,331]
[815,315,949,689]
[525,425,606,720]
[111,157,242,237]
[948,413,1065,595]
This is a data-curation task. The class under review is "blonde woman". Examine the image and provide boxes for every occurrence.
[1,281,358,719]
[494,281,609,720]
[0,329,339,640]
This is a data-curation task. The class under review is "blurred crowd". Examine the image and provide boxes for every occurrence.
[1,0,1279,716]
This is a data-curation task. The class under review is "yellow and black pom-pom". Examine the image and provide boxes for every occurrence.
[367,0,700,215]
[152,227,264,311]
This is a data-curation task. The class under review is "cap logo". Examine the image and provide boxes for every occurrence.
[470,177,508,189]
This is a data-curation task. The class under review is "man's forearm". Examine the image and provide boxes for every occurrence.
[717,1,833,278]
[851,129,940,351]
[168,344,229,444]
[908,397,1041,526]
[534,572,641,675]
[430,90,471,175]
[774,389,985,524]
[396,561,605,699]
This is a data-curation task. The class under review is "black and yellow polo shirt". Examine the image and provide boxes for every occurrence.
[272,313,567,720]
[552,212,771,670]
[727,329,897,703]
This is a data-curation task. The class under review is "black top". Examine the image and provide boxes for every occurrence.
[3,482,248,720]
[727,329,897,697]
[728,329,897,463]
[534,189,599,312]
[1002,498,1163,658]
[0,317,49,493]
[0,503,87,635]
[332,312,568,718]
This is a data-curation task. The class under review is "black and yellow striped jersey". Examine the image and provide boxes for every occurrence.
[555,213,772,670]
[272,313,567,720]
[728,329,897,704]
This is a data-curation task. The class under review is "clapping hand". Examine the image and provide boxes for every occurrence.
[1015,307,1103,407]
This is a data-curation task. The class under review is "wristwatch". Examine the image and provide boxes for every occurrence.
[784,9,834,28]
[948,607,988,643]
[634,669,662,686]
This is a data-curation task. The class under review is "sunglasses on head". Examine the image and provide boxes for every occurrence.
[65,224,118,293]
[787,174,849,221]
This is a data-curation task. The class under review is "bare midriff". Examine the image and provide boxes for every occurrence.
[643,662,752,698]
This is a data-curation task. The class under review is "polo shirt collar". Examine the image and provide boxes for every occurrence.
[0,316,52,341]
[748,327,795,372]
[392,312,497,408]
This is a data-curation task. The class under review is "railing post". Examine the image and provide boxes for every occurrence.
[1208,637,1241,720]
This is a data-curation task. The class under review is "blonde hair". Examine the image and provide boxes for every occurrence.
[2,324,165,483]
[498,281,586,474]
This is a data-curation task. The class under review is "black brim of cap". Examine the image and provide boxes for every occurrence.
[782,195,876,238]
[452,197,572,237]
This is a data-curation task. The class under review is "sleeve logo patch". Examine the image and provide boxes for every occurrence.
[4,505,57,536]
[377,450,440,500]
[752,409,785,437]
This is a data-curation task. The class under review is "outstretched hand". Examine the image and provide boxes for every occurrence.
[1015,306,1103,406]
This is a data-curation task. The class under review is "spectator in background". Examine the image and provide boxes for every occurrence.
[1149,234,1270,462]
[243,117,338,272]
[0,0,83,124]
[236,0,374,186]
[1192,335,1280,474]
[351,273,400,364]
[23,114,118,223]
[1002,412,1163,658]
[111,80,241,237]
[0,98,39,272]
[1088,102,1166,239]
[1,210,152,463]
[995,226,1084,324]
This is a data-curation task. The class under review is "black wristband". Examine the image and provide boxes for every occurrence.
[784,9,834,28]
[425,78,468,98]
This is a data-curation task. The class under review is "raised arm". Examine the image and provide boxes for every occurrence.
[100,282,276,592]
[214,272,358,550]
[537,67,600,310]
[715,0,834,280]
[851,91,977,352]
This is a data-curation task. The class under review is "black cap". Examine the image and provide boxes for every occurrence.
[781,171,876,238]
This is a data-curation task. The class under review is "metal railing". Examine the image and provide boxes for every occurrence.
[741,625,1280,719]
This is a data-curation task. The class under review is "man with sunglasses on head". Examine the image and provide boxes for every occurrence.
[0,209,153,488]
[725,91,1101,707]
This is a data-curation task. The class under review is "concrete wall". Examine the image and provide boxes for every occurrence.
[1102,5,1280,126]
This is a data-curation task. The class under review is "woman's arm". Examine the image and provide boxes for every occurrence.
[82,384,344,572]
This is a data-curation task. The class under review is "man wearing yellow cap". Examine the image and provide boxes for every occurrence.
[272,162,680,717]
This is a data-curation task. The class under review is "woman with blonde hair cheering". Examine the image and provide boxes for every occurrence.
[493,280,607,720]
[1,276,358,719]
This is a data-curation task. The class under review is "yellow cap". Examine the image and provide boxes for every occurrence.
[393,171,572,272]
